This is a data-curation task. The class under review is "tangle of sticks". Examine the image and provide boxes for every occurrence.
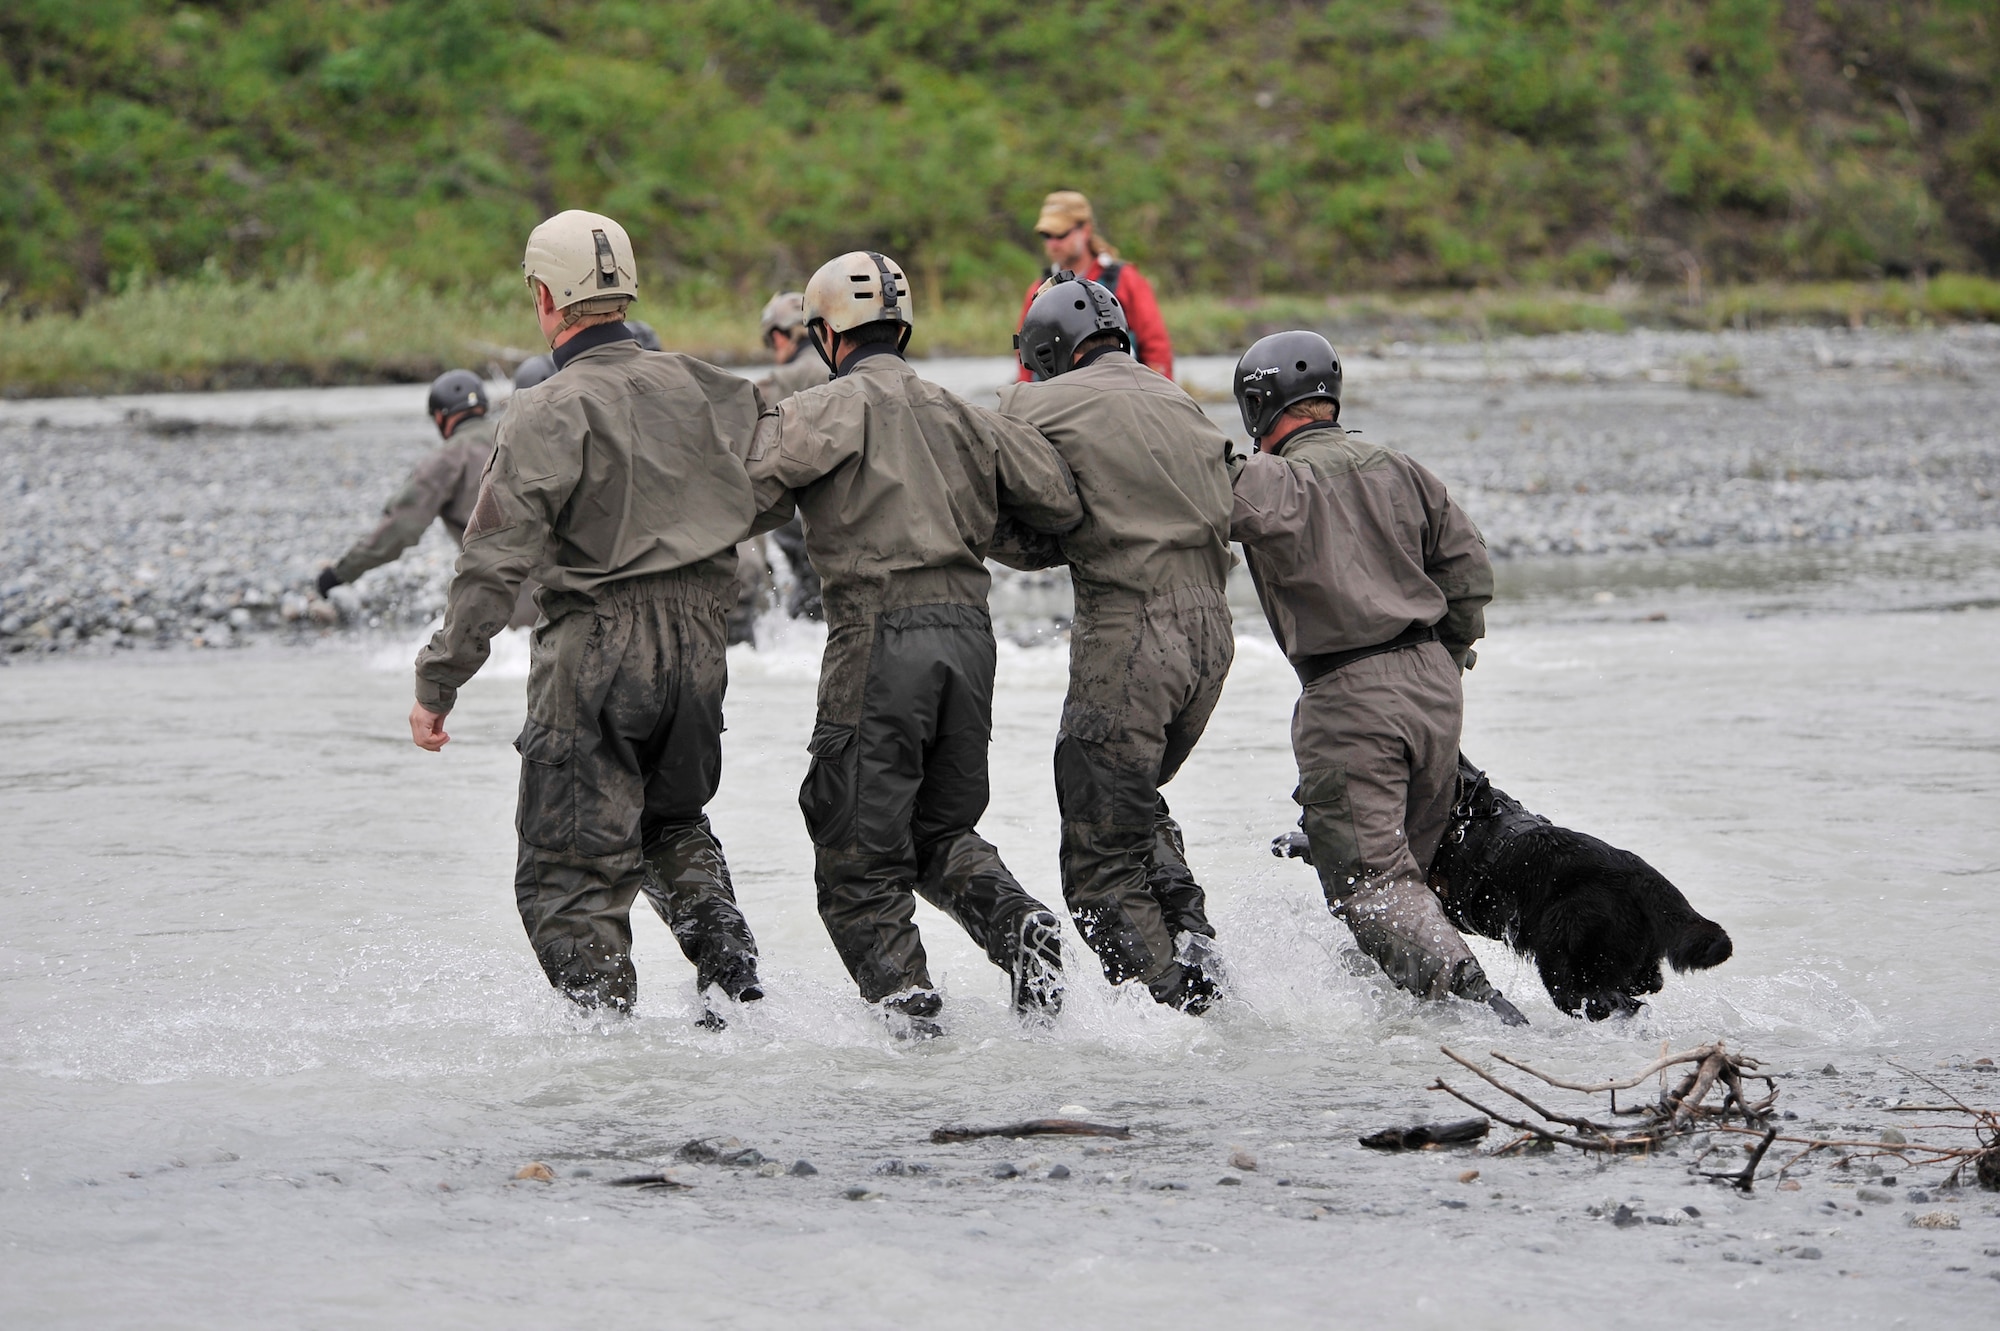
[1427,1043,1999,1193]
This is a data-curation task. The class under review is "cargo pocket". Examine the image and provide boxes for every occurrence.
[798,721,857,849]
[514,718,577,852]
[1295,765,1361,902]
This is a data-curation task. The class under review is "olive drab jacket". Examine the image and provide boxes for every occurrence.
[1228,422,1492,665]
[993,350,1233,606]
[333,414,501,585]
[414,339,766,712]
[744,349,1082,624]
[757,349,830,405]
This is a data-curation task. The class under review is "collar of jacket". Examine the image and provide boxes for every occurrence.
[1270,418,1345,457]
[835,342,905,378]
[552,320,638,370]
[1073,344,1132,373]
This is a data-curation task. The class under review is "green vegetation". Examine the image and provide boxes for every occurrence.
[7,272,1999,398]
[4,1,1998,393]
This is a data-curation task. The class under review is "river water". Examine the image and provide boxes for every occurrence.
[3,356,1998,1327]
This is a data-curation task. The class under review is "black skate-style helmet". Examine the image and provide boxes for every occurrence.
[511,354,557,391]
[1232,330,1342,439]
[426,368,487,419]
[1015,272,1131,381]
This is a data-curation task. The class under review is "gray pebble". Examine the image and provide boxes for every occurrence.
[991,1162,1019,1179]
[1795,1247,1823,1260]
[788,1160,817,1177]
[1046,1164,1070,1180]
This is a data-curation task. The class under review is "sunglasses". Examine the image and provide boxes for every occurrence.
[1037,223,1084,241]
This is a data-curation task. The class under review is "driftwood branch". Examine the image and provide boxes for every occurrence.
[931,1118,1132,1144]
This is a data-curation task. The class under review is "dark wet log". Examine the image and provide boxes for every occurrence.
[931,1119,1132,1143]
[1357,1116,1491,1151]
[609,1173,693,1190]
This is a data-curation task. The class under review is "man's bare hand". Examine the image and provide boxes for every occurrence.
[410,702,450,752]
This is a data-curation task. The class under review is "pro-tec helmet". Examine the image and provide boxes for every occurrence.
[1233,330,1343,439]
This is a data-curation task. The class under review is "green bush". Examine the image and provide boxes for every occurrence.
[3,0,1998,317]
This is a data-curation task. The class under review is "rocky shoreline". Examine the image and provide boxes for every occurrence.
[5,326,1998,658]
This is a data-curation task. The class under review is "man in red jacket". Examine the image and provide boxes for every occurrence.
[1015,191,1172,381]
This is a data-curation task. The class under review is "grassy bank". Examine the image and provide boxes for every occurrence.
[5,272,2000,399]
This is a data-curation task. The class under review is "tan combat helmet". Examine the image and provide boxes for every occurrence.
[759,290,808,346]
[522,210,638,338]
[801,251,913,366]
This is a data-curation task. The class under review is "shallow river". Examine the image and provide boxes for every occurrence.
[5,516,1998,1328]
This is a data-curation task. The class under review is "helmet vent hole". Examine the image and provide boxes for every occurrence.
[853,292,874,300]
[1295,360,1308,371]
[1074,299,1087,309]
[850,274,870,282]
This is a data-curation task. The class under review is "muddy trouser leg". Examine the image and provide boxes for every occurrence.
[899,610,1051,971]
[1057,590,1232,990]
[629,593,758,988]
[512,585,693,1010]
[1291,642,1493,1004]
[800,615,933,1003]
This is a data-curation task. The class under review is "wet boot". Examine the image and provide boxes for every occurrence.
[1008,909,1066,1024]
[1147,959,1220,1015]
[881,987,944,1041]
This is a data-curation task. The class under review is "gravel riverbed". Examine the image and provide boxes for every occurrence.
[3,325,1997,655]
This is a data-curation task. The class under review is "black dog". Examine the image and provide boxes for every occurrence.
[1427,756,1732,1020]
[1274,756,1732,1019]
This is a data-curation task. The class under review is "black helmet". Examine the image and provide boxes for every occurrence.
[1015,272,1130,381]
[625,320,661,351]
[1233,331,1342,439]
[512,354,556,391]
[427,368,487,419]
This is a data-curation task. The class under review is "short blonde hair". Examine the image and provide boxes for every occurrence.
[1280,397,1338,422]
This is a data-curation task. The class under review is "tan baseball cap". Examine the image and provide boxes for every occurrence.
[1035,190,1094,236]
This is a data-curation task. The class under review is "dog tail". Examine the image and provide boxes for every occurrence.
[1667,918,1733,972]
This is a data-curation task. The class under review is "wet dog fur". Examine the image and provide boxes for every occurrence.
[1428,757,1733,1020]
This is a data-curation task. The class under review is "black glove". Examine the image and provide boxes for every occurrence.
[316,568,342,598]
[1271,830,1314,864]
[1487,992,1529,1027]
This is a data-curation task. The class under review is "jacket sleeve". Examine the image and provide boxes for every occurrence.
[1410,458,1493,662]
[1117,266,1174,380]
[332,450,456,583]
[412,407,572,713]
[986,514,1069,571]
[979,406,1083,534]
[743,412,799,536]
[1227,451,1310,546]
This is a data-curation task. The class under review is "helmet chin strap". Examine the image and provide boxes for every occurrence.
[807,320,838,372]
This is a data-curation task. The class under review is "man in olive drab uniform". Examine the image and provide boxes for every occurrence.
[409,210,769,1019]
[745,251,1084,1033]
[1228,331,1527,1025]
[991,274,1234,1013]
[754,291,829,621]
[315,370,538,629]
